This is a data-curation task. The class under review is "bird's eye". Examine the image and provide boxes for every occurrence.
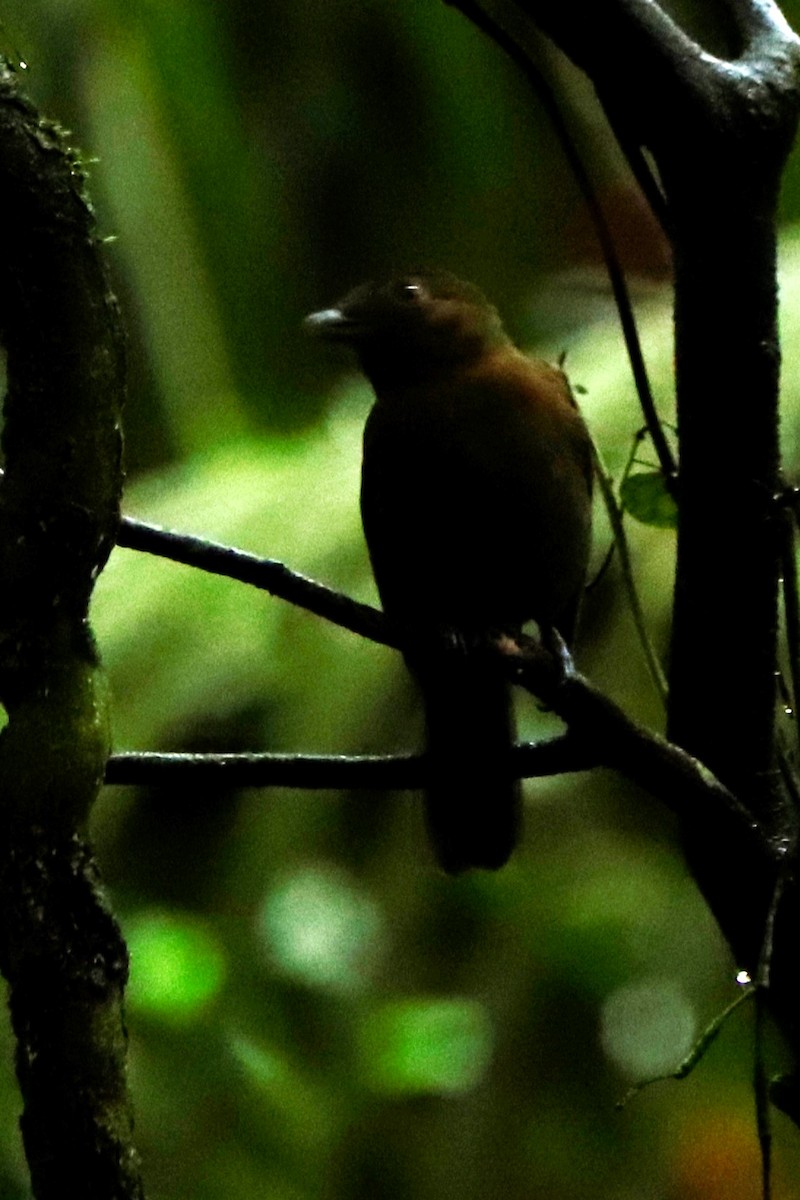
[396,280,426,303]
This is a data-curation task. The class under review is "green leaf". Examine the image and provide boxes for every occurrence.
[620,471,678,529]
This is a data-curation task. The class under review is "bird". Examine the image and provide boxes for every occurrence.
[305,271,593,872]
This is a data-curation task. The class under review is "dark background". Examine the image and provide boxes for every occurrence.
[1,1,800,1197]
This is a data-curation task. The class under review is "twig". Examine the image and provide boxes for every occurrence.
[779,504,800,762]
[104,734,598,789]
[445,0,677,482]
[590,438,669,706]
[755,992,773,1200]
[103,564,773,880]
[117,515,393,646]
[499,632,767,845]
[616,985,754,1109]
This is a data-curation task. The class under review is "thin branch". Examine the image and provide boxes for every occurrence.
[503,0,800,1094]
[105,750,426,789]
[117,515,394,646]
[780,505,800,762]
[115,513,774,861]
[499,633,771,848]
[105,734,597,789]
[105,621,773,887]
[445,0,677,481]
[589,436,669,706]
[602,116,670,231]
[616,985,754,1108]
[755,992,773,1200]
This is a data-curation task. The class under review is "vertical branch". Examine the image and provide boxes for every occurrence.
[451,0,800,1116]
[0,64,142,1197]
[497,0,800,824]
[667,188,783,810]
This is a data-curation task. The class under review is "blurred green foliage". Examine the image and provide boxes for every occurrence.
[0,1,799,1198]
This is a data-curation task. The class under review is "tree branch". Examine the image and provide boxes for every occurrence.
[109,516,776,901]
[444,0,676,479]
[460,0,800,1124]
[726,0,798,47]
[104,613,774,888]
[508,0,702,123]
[117,515,393,646]
[0,64,142,1198]
[105,733,596,789]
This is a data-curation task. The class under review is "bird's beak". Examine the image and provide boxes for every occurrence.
[303,307,362,340]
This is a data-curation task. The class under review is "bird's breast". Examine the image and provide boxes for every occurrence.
[360,352,593,638]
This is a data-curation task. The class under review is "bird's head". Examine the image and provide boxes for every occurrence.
[304,272,510,384]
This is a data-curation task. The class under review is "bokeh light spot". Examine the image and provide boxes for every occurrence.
[600,977,696,1078]
[257,866,382,993]
[360,997,494,1095]
[126,910,226,1023]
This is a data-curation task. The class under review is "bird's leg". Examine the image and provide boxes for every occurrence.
[402,622,479,665]
[442,626,480,659]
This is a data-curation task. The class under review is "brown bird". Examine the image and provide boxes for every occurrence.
[305,272,593,872]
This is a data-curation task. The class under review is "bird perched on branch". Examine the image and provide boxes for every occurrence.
[305,272,593,872]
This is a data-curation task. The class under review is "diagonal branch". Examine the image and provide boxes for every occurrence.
[509,0,800,168]
[508,0,702,117]
[458,0,800,1125]
[112,518,773,880]
[117,515,393,645]
[726,0,798,43]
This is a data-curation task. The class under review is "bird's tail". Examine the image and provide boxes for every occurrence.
[416,657,521,873]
